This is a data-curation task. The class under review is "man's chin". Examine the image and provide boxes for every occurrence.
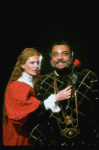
[53,66,70,75]
[54,65,70,70]
[55,67,66,71]
[52,61,73,75]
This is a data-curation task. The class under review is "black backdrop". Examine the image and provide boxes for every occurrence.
[2,9,99,97]
[1,4,99,147]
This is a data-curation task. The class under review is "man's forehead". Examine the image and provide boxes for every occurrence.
[52,45,70,52]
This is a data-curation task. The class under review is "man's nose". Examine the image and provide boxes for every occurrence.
[58,53,63,59]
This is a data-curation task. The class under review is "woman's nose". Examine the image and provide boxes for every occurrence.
[34,62,38,67]
[34,63,40,68]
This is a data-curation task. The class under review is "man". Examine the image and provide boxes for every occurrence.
[29,41,98,146]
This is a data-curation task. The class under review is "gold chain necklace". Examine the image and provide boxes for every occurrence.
[54,72,80,138]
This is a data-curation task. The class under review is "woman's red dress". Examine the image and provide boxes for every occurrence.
[3,81,41,146]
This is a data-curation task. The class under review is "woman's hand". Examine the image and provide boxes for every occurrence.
[55,86,72,102]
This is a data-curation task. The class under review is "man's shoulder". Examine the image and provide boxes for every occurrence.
[78,68,98,80]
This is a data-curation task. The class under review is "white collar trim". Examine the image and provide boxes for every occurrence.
[54,70,59,76]
[17,72,33,88]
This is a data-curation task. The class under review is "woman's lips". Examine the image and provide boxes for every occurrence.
[33,70,38,72]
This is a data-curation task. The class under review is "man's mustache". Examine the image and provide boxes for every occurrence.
[55,60,67,64]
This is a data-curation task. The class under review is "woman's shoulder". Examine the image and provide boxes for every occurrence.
[7,81,34,92]
[6,81,36,97]
[8,80,29,86]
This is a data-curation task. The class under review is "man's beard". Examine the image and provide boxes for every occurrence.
[51,59,73,76]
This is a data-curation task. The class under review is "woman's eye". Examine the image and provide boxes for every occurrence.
[37,61,40,64]
[30,61,40,64]
[30,61,34,64]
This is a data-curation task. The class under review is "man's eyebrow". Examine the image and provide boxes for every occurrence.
[53,50,68,53]
[62,51,69,53]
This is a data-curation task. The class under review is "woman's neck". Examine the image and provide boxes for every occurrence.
[17,72,34,88]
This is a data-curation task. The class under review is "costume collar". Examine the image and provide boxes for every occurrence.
[54,66,72,78]
[22,72,33,82]
[54,70,67,78]
[54,70,59,76]
[17,72,33,88]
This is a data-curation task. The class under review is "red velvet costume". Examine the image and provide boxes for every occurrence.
[3,81,41,146]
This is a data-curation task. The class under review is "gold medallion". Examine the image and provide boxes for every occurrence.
[64,116,73,125]
[61,128,81,138]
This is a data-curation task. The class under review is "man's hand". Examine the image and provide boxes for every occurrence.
[55,86,72,101]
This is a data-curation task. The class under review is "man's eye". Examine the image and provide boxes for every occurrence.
[53,53,58,56]
[37,61,40,64]
[63,52,69,55]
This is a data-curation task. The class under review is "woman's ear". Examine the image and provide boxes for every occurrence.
[21,64,25,69]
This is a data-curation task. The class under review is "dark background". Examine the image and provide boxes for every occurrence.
[1,3,98,146]
[2,3,99,96]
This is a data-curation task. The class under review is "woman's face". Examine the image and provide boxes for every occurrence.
[21,55,40,76]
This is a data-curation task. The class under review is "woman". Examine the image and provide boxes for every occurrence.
[3,48,71,146]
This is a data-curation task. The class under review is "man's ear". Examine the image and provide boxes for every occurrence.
[49,53,52,57]
[50,60,54,67]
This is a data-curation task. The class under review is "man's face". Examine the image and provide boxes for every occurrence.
[51,45,72,70]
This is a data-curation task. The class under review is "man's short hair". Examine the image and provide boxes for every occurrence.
[49,40,73,57]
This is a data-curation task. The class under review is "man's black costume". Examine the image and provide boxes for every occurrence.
[29,65,98,146]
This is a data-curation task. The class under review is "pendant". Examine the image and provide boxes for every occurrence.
[64,115,73,125]
[60,128,81,138]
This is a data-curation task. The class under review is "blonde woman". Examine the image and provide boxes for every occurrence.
[3,48,71,146]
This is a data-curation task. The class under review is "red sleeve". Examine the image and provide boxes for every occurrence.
[5,81,41,126]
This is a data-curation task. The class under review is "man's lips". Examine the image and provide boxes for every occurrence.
[56,60,66,64]
[56,61,66,65]
[57,62,65,65]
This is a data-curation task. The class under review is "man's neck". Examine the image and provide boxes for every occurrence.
[54,65,73,78]
[54,69,68,78]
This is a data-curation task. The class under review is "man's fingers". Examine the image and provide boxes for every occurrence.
[64,89,71,94]
[65,85,72,91]
[65,88,72,99]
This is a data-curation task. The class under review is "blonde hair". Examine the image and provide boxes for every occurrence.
[3,48,42,124]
